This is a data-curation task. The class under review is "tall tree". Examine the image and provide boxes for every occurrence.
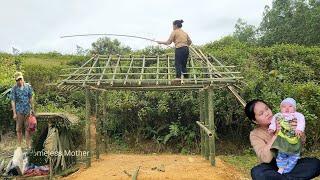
[233,18,257,44]
[91,37,131,55]
[259,0,320,46]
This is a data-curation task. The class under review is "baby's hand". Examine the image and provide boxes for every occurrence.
[295,130,303,137]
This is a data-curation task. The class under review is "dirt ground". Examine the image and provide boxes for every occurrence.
[62,154,248,180]
[62,116,248,180]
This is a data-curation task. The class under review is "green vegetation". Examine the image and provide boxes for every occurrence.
[0,0,319,175]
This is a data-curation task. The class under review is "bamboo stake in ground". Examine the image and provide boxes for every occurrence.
[95,91,100,159]
[85,89,91,168]
[208,86,215,166]
[204,89,210,160]
[199,90,205,158]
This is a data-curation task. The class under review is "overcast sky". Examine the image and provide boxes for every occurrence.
[1,0,272,54]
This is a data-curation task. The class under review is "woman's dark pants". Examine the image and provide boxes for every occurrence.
[175,46,189,78]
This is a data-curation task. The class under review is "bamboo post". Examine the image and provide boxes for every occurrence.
[95,91,100,159]
[167,55,171,85]
[102,93,108,153]
[208,86,215,166]
[85,88,91,168]
[199,91,205,157]
[204,89,209,160]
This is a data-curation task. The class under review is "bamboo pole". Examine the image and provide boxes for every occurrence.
[156,55,160,85]
[62,66,237,71]
[124,56,134,85]
[196,121,213,137]
[95,91,100,159]
[208,87,215,166]
[63,77,242,84]
[110,56,121,86]
[199,91,205,158]
[60,71,241,77]
[97,55,112,86]
[191,57,198,84]
[85,89,91,168]
[102,93,108,153]
[167,55,171,85]
[58,56,94,87]
[138,56,145,85]
[83,57,99,86]
[204,89,209,160]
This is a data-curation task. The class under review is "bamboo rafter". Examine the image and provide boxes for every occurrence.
[58,52,243,91]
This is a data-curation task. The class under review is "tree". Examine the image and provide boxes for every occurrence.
[233,18,257,44]
[76,45,89,55]
[91,37,131,55]
[258,0,320,46]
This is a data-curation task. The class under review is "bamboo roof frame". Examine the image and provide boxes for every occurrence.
[55,47,247,167]
[57,47,243,92]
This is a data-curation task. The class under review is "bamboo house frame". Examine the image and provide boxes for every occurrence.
[57,47,245,167]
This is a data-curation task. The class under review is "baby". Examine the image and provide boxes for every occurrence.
[269,98,305,174]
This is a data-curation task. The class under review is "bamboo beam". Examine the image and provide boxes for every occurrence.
[58,56,94,87]
[196,121,213,137]
[138,56,145,85]
[209,55,234,78]
[208,87,215,166]
[191,57,197,84]
[60,72,241,77]
[97,55,112,86]
[124,56,134,85]
[83,57,99,86]
[85,84,206,91]
[110,56,121,86]
[63,77,242,83]
[156,56,160,85]
[62,66,237,71]
[85,89,91,168]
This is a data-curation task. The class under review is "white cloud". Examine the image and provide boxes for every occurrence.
[0,0,272,54]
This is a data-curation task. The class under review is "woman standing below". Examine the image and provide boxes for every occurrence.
[244,99,320,180]
[157,19,192,80]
